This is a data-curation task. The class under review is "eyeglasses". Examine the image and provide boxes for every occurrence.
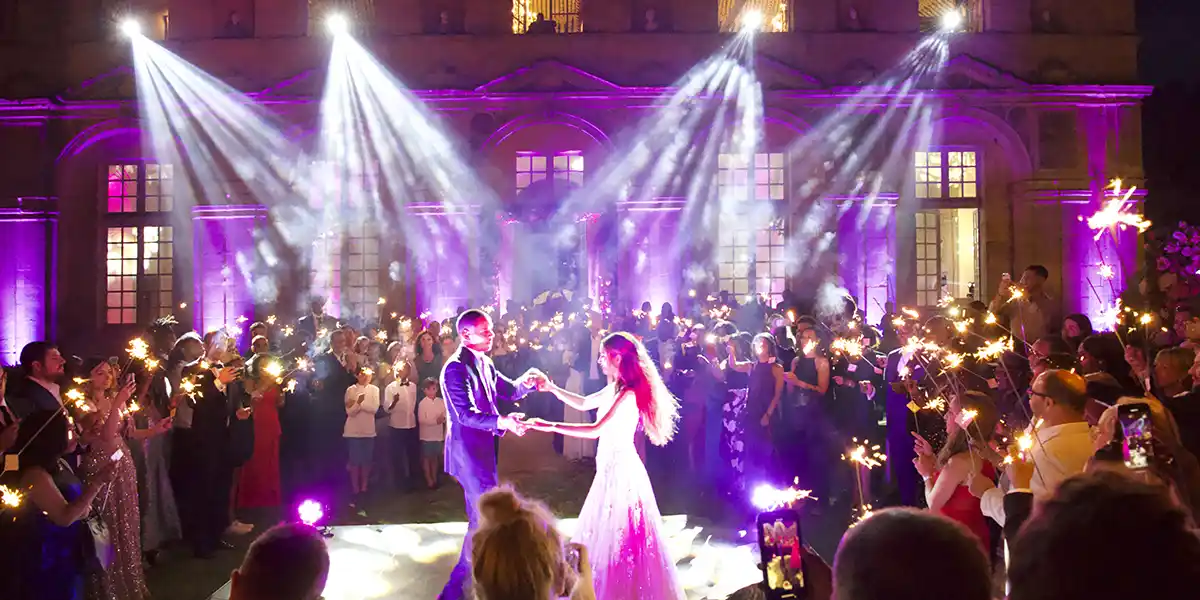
[1029,389,1051,399]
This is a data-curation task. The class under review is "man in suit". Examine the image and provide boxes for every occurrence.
[439,309,540,600]
[7,341,66,419]
[296,296,333,343]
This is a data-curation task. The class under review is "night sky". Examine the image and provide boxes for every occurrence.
[1138,0,1200,224]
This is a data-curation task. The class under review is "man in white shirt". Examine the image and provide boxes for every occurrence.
[383,363,420,491]
[971,369,1094,526]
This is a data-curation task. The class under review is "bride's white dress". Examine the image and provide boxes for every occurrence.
[572,385,685,600]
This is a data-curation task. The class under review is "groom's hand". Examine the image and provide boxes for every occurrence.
[519,369,549,391]
[498,412,530,436]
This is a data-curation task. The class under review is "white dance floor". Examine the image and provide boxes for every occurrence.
[208,514,761,599]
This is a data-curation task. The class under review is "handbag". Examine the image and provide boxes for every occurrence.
[84,484,115,571]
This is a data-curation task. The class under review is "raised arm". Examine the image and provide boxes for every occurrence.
[23,467,106,527]
[726,343,754,373]
[494,367,536,407]
[532,390,630,440]
[442,361,499,433]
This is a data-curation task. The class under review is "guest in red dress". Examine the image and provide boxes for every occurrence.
[238,355,284,508]
[913,390,998,549]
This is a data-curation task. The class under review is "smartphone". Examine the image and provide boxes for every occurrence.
[757,508,806,599]
[564,544,581,573]
[1118,402,1154,470]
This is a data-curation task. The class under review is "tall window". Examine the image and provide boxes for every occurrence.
[515,153,548,192]
[307,161,380,319]
[717,152,786,201]
[344,222,380,319]
[914,150,981,306]
[513,0,582,33]
[718,219,787,306]
[104,163,176,325]
[718,0,791,32]
[716,152,788,304]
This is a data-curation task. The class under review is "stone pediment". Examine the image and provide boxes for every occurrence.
[59,66,136,101]
[474,60,624,93]
[940,54,1029,89]
[256,69,322,98]
[756,56,824,91]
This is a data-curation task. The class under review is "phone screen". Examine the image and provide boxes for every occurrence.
[1119,402,1154,470]
[757,509,806,599]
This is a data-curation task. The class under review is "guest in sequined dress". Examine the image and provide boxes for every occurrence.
[79,359,166,600]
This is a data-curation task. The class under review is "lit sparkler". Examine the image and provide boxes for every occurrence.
[751,482,814,511]
[126,338,150,361]
[973,337,1013,361]
[844,440,887,470]
[1085,178,1151,241]
[143,358,160,371]
[0,485,22,508]
[263,361,284,380]
[284,379,298,393]
[266,315,277,325]
[375,330,388,342]
[984,312,998,325]
[1098,264,1115,280]
[956,408,979,428]
[282,326,295,337]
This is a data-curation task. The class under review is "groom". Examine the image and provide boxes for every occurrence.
[439,309,541,600]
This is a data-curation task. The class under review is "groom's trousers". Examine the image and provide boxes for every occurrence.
[440,469,498,600]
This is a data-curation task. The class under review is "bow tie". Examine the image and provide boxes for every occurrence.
[397,381,411,387]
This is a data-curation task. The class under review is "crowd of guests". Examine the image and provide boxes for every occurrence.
[4,260,1200,599]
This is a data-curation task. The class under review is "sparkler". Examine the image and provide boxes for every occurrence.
[849,504,875,528]
[1085,178,1151,241]
[984,312,998,325]
[901,307,920,320]
[924,396,947,412]
[143,358,160,371]
[126,338,150,361]
[263,361,284,380]
[179,377,201,400]
[377,297,386,306]
[973,337,1012,361]
[943,353,964,370]
[266,315,277,325]
[1098,264,1115,280]
[284,379,298,393]
[236,316,249,324]
[374,330,388,342]
[282,326,295,337]
[0,485,22,508]
[751,482,814,511]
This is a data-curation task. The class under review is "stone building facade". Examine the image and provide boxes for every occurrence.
[0,0,1146,358]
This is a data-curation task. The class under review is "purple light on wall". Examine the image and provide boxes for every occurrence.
[0,207,56,363]
[836,198,896,326]
[1066,201,1136,330]
[192,206,265,344]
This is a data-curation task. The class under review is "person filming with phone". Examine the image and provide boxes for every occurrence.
[469,486,595,600]
[988,265,1057,348]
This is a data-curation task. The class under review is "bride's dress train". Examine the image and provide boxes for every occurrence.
[571,386,685,600]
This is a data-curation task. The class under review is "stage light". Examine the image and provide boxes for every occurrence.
[120,18,141,38]
[741,9,764,32]
[326,13,350,36]
[940,10,963,31]
[298,499,325,526]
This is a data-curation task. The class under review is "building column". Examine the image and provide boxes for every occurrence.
[0,202,57,363]
[192,204,268,342]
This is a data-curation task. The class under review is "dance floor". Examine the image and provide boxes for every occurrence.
[207,514,762,599]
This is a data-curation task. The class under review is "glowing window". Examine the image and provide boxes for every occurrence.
[915,208,980,307]
[718,152,786,201]
[553,152,584,185]
[107,163,174,213]
[718,218,786,307]
[916,150,977,199]
[105,226,175,325]
[344,222,380,320]
[513,0,582,33]
[310,230,343,320]
[515,153,548,192]
[718,0,791,32]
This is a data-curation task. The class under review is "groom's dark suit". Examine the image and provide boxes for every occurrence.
[439,344,534,600]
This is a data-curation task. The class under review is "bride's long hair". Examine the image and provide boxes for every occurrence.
[602,332,679,446]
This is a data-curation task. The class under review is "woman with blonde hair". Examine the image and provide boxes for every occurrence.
[471,487,594,600]
[527,331,684,600]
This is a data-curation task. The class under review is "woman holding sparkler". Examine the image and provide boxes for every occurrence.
[79,358,167,600]
[524,332,684,600]
[913,390,998,549]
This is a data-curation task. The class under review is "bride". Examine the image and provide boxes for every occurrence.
[527,331,685,600]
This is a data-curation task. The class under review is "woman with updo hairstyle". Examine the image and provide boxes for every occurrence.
[471,487,594,600]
